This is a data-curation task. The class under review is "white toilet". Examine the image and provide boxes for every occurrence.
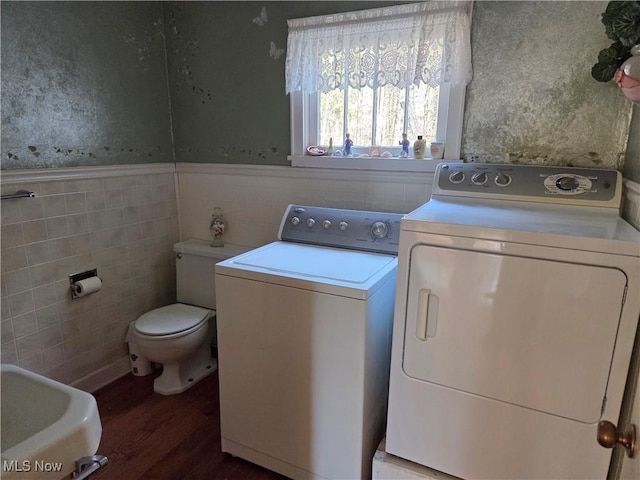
[132,239,249,395]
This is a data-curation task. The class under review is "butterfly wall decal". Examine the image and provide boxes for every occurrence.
[269,41,285,60]
[253,7,267,27]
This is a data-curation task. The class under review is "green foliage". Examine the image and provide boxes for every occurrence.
[592,1,640,82]
[592,40,629,81]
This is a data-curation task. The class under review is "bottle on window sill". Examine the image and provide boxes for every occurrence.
[430,142,445,159]
[413,135,426,159]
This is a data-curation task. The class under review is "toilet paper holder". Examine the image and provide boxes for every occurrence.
[69,269,101,299]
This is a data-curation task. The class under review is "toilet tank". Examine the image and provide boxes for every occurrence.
[174,239,251,310]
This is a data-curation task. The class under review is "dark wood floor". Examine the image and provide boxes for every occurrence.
[91,370,288,480]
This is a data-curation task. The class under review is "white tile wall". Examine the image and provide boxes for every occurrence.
[177,164,434,248]
[0,171,179,390]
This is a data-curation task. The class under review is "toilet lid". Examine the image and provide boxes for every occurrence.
[135,304,211,336]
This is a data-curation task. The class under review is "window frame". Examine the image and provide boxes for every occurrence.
[289,81,466,170]
[286,1,473,172]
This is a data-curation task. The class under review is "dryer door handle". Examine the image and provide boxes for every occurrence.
[415,289,438,341]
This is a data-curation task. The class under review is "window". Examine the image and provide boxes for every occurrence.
[286,1,473,166]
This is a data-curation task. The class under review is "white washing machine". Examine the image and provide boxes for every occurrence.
[215,205,404,480]
[385,163,640,480]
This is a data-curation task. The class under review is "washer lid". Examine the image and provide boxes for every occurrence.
[232,242,394,284]
[216,242,398,300]
[135,304,211,336]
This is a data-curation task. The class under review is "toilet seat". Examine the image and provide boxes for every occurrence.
[134,303,212,337]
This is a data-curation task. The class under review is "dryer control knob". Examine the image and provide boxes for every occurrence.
[291,216,300,226]
[306,218,316,228]
[339,221,349,231]
[322,220,332,229]
[371,221,389,239]
[556,176,579,191]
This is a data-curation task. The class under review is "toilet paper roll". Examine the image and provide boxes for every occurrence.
[73,277,102,297]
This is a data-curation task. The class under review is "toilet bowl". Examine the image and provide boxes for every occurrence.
[131,239,251,395]
[133,303,215,395]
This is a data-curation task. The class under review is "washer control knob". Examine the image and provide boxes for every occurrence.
[306,218,316,228]
[371,221,389,239]
[339,221,349,231]
[291,216,300,226]
[556,176,579,191]
[495,173,512,187]
[449,171,465,184]
[472,172,488,185]
[322,220,332,229]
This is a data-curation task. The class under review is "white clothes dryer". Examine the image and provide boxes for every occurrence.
[385,163,640,480]
[215,205,404,480]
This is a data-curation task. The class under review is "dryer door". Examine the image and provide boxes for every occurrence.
[402,244,628,423]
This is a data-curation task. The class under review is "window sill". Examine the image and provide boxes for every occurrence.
[289,155,461,173]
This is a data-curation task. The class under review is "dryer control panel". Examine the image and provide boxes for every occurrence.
[278,205,403,255]
[434,163,622,207]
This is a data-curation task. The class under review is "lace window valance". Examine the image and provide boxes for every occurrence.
[285,1,473,94]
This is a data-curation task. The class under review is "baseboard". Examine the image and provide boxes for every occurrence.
[71,357,132,394]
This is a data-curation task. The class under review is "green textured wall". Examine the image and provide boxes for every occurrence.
[163,1,406,165]
[164,1,289,165]
[463,1,633,170]
[1,1,173,169]
[1,1,638,181]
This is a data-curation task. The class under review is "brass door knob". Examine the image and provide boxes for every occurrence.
[597,420,636,458]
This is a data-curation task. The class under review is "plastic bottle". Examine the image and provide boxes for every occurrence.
[413,135,426,159]
[430,141,445,159]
